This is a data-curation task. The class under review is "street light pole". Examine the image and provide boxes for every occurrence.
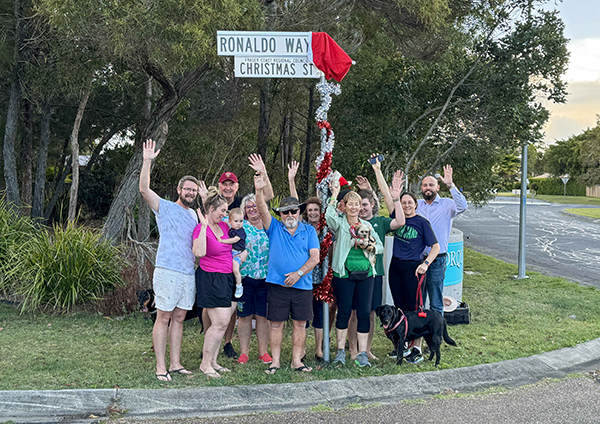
[517,143,528,279]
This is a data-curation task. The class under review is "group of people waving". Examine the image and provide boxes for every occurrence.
[140,140,467,381]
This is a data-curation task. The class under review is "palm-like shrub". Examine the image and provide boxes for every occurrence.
[6,222,125,313]
[0,198,35,289]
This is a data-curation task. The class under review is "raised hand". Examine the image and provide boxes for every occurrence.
[143,139,160,161]
[198,180,208,199]
[254,172,267,191]
[369,153,382,170]
[355,175,372,191]
[196,208,208,226]
[287,161,299,180]
[392,170,405,191]
[441,164,453,186]
[248,153,267,174]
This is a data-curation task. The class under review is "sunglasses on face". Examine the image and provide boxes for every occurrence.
[280,209,299,215]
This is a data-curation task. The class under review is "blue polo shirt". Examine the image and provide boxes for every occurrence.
[265,219,319,290]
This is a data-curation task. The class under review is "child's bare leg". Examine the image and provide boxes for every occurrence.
[233,259,242,286]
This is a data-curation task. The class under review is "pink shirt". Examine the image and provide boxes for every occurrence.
[192,221,233,273]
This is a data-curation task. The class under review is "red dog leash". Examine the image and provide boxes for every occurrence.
[416,273,427,317]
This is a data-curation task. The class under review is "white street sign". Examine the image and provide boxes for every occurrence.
[218,31,311,56]
[234,56,322,78]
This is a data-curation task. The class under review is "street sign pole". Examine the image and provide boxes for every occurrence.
[517,143,528,279]
[561,176,570,201]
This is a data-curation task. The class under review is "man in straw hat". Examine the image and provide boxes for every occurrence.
[254,172,320,374]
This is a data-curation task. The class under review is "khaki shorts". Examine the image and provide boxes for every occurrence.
[153,267,196,312]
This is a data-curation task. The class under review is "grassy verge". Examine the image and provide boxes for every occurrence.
[564,208,600,219]
[496,192,600,205]
[2,248,600,390]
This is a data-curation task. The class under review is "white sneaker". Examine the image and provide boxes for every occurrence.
[235,284,243,298]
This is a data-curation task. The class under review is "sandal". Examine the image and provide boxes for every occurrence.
[156,372,171,382]
[294,365,312,372]
[265,366,279,375]
[199,368,221,379]
[213,366,231,373]
[169,368,193,375]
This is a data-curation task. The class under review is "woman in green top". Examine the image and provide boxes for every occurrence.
[327,183,405,367]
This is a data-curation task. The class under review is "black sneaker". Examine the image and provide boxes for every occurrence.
[388,350,397,359]
[223,342,238,359]
[405,348,423,364]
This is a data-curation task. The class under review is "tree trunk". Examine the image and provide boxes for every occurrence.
[32,100,51,219]
[300,84,315,199]
[137,78,153,242]
[257,81,271,159]
[84,126,119,172]
[102,63,210,242]
[68,87,91,222]
[3,77,22,211]
[21,98,33,214]
[3,0,25,211]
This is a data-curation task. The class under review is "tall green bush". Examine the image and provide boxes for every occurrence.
[5,222,126,313]
[529,177,587,196]
[0,198,35,289]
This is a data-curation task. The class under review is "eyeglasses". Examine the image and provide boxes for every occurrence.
[245,204,258,210]
[281,209,299,215]
[181,188,198,194]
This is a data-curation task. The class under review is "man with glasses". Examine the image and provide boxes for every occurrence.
[139,139,199,382]
[254,173,320,374]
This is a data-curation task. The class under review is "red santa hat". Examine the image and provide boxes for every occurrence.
[308,32,353,82]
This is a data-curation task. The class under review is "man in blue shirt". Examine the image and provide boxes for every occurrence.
[254,173,320,374]
[417,165,468,315]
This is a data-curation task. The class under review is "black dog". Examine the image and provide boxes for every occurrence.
[376,304,456,366]
[137,289,203,328]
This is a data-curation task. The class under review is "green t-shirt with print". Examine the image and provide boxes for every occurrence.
[367,215,392,276]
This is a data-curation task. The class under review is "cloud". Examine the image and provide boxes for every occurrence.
[543,81,600,144]
[564,38,600,83]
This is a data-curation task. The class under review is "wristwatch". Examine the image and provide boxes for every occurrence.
[448,183,456,190]
[297,270,304,277]
[424,260,430,266]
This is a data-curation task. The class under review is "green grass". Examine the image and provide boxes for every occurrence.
[564,208,600,219]
[496,192,600,205]
[1,248,600,390]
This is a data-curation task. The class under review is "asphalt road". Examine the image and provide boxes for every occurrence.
[453,199,600,287]
[108,374,600,424]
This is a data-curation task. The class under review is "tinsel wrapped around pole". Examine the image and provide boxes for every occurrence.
[312,79,342,305]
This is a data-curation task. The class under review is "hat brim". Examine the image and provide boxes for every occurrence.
[273,203,306,214]
[443,296,458,313]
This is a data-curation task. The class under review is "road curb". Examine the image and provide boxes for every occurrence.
[2,338,600,423]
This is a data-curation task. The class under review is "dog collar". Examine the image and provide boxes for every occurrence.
[385,314,406,337]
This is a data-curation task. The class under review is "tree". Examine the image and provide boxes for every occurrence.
[331,1,568,203]
[36,0,263,240]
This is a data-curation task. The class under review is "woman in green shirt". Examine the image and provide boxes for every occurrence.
[326,184,405,367]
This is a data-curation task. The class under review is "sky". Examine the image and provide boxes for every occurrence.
[541,0,600,146]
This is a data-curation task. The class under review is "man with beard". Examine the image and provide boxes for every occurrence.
[139,139,199,381]
[418,165,468,315]
[254,173,320,374]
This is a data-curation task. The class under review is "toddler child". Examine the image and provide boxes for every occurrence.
[219,208,248,298]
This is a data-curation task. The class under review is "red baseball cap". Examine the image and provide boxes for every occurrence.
[219,172,238,184]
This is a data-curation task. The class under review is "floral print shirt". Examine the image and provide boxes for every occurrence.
[240,220,269,280]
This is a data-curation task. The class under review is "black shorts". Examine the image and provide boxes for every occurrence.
[237,277,268,318]
[267,283,313,322]
[196,267,234,309]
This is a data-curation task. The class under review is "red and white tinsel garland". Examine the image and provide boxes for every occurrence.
[313,81,341,304]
